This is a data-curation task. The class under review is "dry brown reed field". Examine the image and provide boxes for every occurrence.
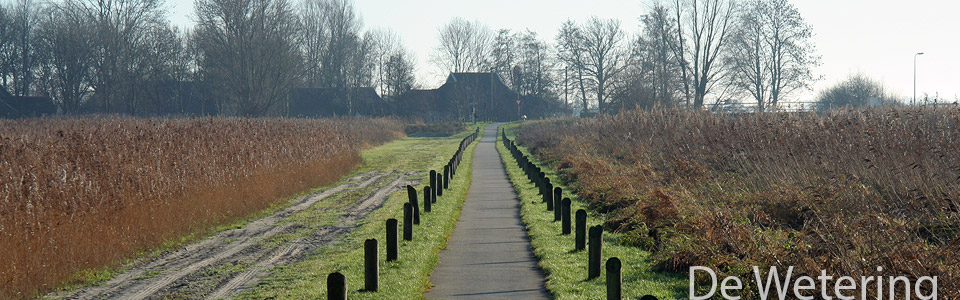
[0,117,404,298]
[518,107,959,298]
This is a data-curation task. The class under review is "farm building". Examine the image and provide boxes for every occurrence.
[288,87,386,117]
[399,72,520,122]
[0,86,57,118]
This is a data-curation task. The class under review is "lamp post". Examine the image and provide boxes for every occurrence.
[914,52,924,105]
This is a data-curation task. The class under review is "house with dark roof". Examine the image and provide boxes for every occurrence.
[288,87,385,118]
[0,86,57,118]
[398,72,520,122]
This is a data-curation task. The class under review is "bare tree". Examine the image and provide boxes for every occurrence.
[0,4,14,91]
[4,0,42,97]
[556,20,590,113]
[75,0,167,113]
[299,0,365,89]
[367,29,416,102]
[672,0,737,108]
[432,17,492,73]
[36,0,96,113]
[194,0,302,116]
[367,28,401,97]
[382,50,416,101]
[636,4,684,106]
[514,30,555,99]
[490,29,516,88]
[557,17,626,114]
[728,0,818,110]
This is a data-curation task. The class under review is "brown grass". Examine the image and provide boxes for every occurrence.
[0,117,404,298]
[518,107,959,298]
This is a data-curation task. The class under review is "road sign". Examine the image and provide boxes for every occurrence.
[516,99,521,105]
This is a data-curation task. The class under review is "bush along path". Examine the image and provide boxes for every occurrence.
[424,124,551,300]
[498,126,686,300]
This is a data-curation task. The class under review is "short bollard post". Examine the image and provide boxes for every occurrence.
[606,257,622,300]
[364,239,378,292]
[554,187,562,207]
[429,170,437,200]
[403,203,413,241]
[327,272,346,300]
[588,225,603,279]
[542,173,549,191]
[576,209,587,251]
[553,195,562,222]
[407,185,419,225]
[562,198,572,235]
[386,219,398,261]
[545,182,554,209]
[423,186,432,212]
[443,165,450,189]
[436,172,443,197]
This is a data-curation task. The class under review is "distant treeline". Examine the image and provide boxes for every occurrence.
[0,0,418,117]
[0,0,904,118]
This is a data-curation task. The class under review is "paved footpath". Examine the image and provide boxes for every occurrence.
[427,124,549,300]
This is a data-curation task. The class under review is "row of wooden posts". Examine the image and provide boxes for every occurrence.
[501,129,659,300]
[326,128,479,300]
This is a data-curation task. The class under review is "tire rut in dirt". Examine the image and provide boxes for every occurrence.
[55,170,412,300]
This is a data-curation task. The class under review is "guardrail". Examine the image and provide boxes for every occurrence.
[326,126,480,299]
[501,128,659,300]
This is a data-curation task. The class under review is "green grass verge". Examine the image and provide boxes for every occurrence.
[237,127,482,299]
[496,123,687,299]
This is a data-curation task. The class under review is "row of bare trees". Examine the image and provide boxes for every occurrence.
[0,0,418,116]
[431,0,820,114]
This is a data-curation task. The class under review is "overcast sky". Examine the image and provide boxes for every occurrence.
[167,0,960,103]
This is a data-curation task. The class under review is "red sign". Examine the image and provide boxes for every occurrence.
[516,99,522,105]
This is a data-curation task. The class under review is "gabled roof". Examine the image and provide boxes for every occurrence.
[445,72,505,86]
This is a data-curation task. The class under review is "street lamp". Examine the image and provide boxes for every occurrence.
[914,52,924,105]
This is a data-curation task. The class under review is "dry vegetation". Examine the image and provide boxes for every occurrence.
[518,107,959,298]
[0,117,404,298]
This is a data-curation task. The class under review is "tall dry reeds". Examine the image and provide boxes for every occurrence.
[519,107,959,298]
[0,117,404,298]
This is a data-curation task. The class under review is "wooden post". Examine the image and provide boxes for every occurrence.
[429,170,437,200]
[576,209,587,251]
[386,219,397,261]
[553,194,562,222]
[588,225,603,279]
[436,172,443,197]
[327,272,346,300]
[443,165,450,189]
[553,187,562,208]
[403,203,413,241]
[606,257,621,300]
[364,239,378,292]
[407,185,419,225]
[423,186,432,212]
[562,198,572,235]
[545,182,554,209]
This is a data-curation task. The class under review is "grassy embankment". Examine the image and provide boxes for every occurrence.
[516,108,959,298]
[238,126,482,299]
[497,123,686,299]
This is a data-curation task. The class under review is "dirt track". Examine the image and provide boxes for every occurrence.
[51,170,418,300]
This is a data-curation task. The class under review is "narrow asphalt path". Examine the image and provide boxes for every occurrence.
[427,124,549,300]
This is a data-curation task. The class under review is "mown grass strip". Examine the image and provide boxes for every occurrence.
[496,123,686,299]
[238,127,482,299]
